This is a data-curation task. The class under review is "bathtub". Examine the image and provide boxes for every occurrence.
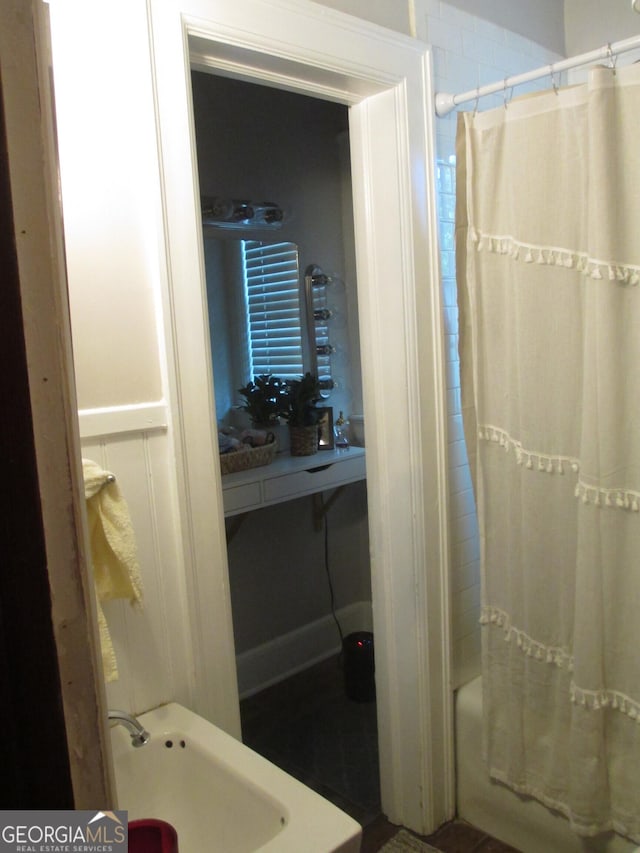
[110,702,361,852]
[456,677,637,853]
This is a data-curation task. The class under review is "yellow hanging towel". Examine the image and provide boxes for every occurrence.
[83,458,143,682]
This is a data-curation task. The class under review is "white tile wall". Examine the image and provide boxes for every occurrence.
[416,0,564,688]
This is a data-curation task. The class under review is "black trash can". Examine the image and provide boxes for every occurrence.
[343,631,375,702]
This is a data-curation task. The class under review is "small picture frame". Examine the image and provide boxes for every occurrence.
[316,407,334,450]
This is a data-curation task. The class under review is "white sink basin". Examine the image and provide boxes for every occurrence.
[110,702,362,852]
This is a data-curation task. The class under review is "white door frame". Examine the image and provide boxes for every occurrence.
[149,0,453,833]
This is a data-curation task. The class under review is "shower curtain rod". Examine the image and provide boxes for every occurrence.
[435,33,640,117]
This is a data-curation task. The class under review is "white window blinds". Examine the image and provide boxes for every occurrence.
[242,240,304,380]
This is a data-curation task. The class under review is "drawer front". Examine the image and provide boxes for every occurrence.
[263,455,365,503]
[223,481,262,514]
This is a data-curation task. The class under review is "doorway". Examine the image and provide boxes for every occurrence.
[150,0,453,834]
[191,69,377,820]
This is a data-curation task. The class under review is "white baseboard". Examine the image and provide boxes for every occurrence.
[236,600,373,699]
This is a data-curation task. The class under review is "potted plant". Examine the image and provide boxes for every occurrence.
[281,372,322,456]
[237,374,287,428]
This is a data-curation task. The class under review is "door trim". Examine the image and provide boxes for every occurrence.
[149,0,453,832]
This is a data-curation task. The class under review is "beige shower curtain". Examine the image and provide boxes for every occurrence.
[456,62,640,842]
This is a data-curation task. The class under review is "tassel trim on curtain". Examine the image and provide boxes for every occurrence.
[478,425,640,512]
[481,605,574,668]
[481,605,640,723]
[570,683,640,720]
[470,227,640,286]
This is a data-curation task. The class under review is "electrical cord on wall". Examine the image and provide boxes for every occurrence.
[322,494,344,650]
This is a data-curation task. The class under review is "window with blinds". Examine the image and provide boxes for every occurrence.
[242,240,304,380]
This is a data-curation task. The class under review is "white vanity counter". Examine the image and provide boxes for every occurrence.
[221,446,366,516]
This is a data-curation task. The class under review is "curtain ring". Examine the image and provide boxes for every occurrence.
[503,80,513,109]
[606,43,618,74]
[551,69,559,94]
[473,88,480,117]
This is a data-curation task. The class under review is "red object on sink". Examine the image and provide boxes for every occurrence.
[128,819,179,853]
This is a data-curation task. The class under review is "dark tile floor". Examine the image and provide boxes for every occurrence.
[239,655,520,853]
[362,816,521,852]
[240,654,380,827]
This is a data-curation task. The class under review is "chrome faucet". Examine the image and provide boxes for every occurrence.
[108,709,150,748]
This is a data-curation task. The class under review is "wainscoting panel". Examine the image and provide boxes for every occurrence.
[81,406,194,716]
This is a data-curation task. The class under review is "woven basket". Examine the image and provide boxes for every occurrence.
[220,438,277,475]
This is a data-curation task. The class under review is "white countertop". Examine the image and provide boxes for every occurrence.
[221,445,366,516]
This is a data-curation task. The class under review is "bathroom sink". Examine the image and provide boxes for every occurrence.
[110,702,361,852]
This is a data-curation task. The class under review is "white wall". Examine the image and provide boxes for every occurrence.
[230,485,372,695]
[312,0,412,35]
[49,0,201,724]
[51,4,164,410]
[443,0,565,54]
[565,0,640,55]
